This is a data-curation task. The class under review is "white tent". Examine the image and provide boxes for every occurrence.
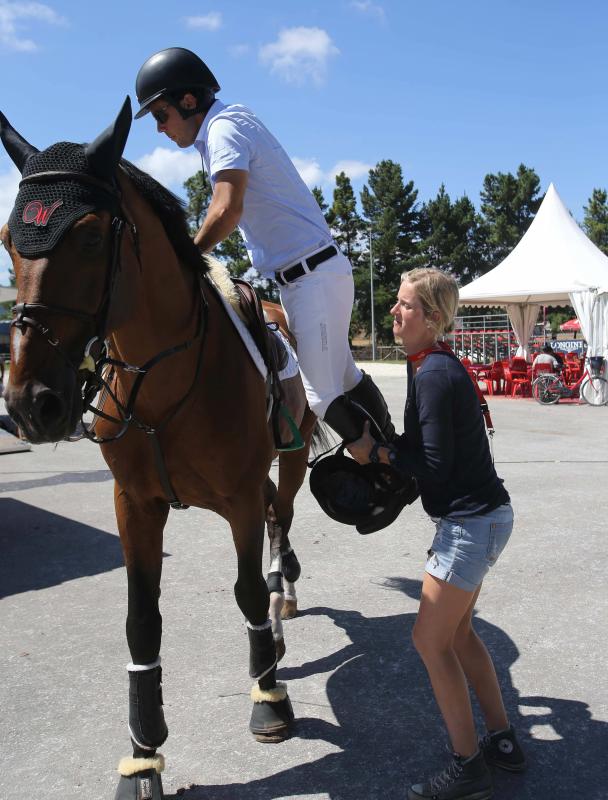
[459,183,608,361]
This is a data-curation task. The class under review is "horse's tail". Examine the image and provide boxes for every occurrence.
[310,419,335,459]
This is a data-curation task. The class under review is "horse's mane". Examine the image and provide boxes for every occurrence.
[119,159,209,274]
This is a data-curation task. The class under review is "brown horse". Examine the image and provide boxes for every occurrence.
[0,98,318,798]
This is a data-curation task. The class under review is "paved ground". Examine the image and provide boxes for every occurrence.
[1,363,607,800]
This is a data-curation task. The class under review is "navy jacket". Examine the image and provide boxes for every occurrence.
[391,352,510,518]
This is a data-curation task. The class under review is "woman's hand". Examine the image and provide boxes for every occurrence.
[346,421,376,465]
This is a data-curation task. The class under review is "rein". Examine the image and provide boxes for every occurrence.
[11,168,209,509]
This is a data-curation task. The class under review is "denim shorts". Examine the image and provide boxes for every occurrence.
[425,504,514,592]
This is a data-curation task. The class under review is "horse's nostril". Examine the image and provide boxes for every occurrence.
[34,390,66,429]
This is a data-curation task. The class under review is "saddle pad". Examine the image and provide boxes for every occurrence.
[210,278,299,382]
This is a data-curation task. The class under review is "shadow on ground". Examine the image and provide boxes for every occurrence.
[166,577,607,800]
[0,467,113,493]
[0,497,124,597]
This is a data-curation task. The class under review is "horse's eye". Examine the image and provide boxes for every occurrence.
[82,232,104,251]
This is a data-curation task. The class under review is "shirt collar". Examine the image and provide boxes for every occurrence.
[194,99,226,154]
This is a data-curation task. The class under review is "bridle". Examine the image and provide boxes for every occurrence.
[9,168,209,507]
[11,170,130,375]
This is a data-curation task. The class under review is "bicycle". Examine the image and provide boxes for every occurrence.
[532,356,608,406]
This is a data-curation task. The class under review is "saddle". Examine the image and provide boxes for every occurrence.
[231,279,301,451]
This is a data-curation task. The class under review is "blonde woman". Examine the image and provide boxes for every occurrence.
[348,268,525,800]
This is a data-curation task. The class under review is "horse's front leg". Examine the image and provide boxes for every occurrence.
[230,489,294,743]
[113,485,169,800]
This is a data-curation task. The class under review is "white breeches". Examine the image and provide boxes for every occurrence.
[279,252,362,418]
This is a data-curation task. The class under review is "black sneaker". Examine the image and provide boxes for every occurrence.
[408,750,493,800]
[480,725,526,773]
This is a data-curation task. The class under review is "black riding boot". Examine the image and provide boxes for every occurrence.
[323,394,373,444]
[345,371,396,442]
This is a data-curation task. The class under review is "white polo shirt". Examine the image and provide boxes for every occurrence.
[193,100,334,277]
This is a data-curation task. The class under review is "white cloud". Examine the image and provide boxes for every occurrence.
[351,1,385,21]
[329,160,372,181]
[291,157,324,188]
[292,157,371,188]
[259,27,339,86]
[0,1,66,52]
[0,164,20,285]
[135,147,201,190]
[229,43,250,58]
[183,12,222,31]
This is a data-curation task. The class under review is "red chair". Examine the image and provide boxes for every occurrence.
[508,358,531,397]
[564,353,582,385]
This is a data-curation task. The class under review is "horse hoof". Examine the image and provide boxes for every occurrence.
[281,598,297,620]
[114,769,164,799]
[275,636,286,662]
[250,683,294,743]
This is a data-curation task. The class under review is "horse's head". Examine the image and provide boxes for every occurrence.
[0,98,132,443]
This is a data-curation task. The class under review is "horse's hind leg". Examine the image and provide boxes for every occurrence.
[230,490,294,743]
[113,488,169,799]
[272,408,317,620]
[263,476,287,659]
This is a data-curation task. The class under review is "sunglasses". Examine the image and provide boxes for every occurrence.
[151,103,171,124]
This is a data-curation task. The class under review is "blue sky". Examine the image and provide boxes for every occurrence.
[1,0,608,284]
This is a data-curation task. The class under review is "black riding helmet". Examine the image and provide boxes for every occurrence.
[134,47,220,120]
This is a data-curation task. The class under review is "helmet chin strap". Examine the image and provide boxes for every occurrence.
[171,91,215,120]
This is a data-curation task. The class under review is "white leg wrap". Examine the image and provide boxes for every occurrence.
[247,619,272,632]
[117,754,165,776]
[250,682,287,703]
[126,657,161,672]
[269,592,284,640]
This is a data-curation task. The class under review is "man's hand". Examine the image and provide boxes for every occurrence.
[194,168,248,253]
[346,420,377,465]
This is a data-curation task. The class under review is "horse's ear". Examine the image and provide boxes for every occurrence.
[85,96,132,179]
[0,111,39,173]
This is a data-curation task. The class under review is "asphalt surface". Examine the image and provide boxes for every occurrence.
[1,363,606,800]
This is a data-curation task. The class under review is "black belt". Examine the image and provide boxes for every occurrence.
[275,245,338,286]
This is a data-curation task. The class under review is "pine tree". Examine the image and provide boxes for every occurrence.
[480,164,542,267]
[311,186,330,218]
[329,172,365,264]
[583,188,608,255]
[417,185,486,282]
[360,160,419,341]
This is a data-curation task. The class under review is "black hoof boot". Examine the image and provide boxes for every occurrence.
[281,546,301,583]
[114,756,165,799]
[249,682,294,743]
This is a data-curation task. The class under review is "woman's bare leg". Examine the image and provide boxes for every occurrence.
[453,585,509,732]
[412,574,479,757]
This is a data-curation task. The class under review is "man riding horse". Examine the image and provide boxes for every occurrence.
[134,47,395,447]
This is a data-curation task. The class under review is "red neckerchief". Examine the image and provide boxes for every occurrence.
[407,341,495,435]
[406,341,452,363]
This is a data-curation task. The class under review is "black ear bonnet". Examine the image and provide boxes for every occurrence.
[8,142,120,257]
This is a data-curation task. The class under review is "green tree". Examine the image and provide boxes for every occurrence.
[583,188,608,255]
[328,172,365,265]
[417,185,487,283]
[311,186,330,220]
[359,160,419,341]
[479,164,542,268]
[183,170,277,300]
